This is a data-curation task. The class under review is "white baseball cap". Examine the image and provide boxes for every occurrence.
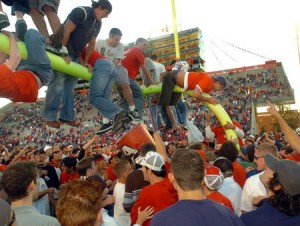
[136,151,164,171]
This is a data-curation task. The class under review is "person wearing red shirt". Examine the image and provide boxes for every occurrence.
[0,29,53,102]
[60,157,80,184]
[203,164,234,211]
[120,38,153,120]
[205,115,245,147]
[130,152,178,226]
[216,141,247,188]
[81,48,131,134]
[160,69,226,108]
[106,154,119,181]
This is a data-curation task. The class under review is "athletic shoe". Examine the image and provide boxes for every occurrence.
[112,111,131,134]
[129,109,141,122]
[15,18,27,42]
[46,45,68,57]
[0,12,10,31]
[113,116,132,134]
[45,120,61,129]
[49,24,64,49]
[59,118,79,127]
[96,122,113,135]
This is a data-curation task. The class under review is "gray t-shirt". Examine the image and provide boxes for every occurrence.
[95,39,124,65]
[13,205,60,226]
[139,58,155,85]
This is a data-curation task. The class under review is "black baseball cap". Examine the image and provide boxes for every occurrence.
[265,153,300,196]
[213,76,227,88]
[92,0,112,12]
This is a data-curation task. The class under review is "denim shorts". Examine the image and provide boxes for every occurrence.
[13,0,30,14]
[29,0,60,14]
[115,65,129,86]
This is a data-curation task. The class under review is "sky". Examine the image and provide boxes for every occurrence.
[1,0,300,110]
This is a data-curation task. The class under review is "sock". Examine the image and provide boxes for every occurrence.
[103,118,110,124]
[129,105,135,112]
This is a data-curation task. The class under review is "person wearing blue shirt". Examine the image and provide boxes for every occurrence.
[241,154,300,226]
[150,149,245,226]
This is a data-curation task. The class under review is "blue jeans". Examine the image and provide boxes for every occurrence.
[17,29,53,85]
[176,99,187,125]
[89,59,121,120]
[43,57,79,121]
[119,78,143,119]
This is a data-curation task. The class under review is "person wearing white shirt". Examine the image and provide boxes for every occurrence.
[214,157,243,216]
[239,142,278,213]
[113,159,133,226]
[95,28,140,133]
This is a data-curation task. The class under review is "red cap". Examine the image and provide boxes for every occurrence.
[204,164,224,190]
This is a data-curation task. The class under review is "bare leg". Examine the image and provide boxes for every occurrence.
[165,106,180,129]
[14,11,24,19]
[0,1,3,11]
[30,8,49,37]
[43,5,60,33]
[120,83,135,107]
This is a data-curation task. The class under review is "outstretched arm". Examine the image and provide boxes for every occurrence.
[267,101,300,153]
[141,64,153,86]
[2,31,21,70]
[193,87,219,105]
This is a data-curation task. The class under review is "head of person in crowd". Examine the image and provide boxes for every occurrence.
[140,143,156,157]
[68,145,74,153]
[279,145,293,158]
[203,164,224,192]
[212,76,227,91]
[216,141,239,162]
[49,151,62,164]
[150,54,158,62]
[260,154,300,216]
[61,157,78,175]
[33,149,47,165]
[0,198,15,226]
[244,144,255,162]
[108,153,120,166]
[71,148,80,158]
[92,0,112,20]
[56,179,103,226]
[254,142,278,171]
[113,159,132,183]
[137,151,166,183]
[108,28,122,47]
[166,142,176,157]
[213,157,233,179]
[244,137,255,146]
[136,37,148,51]
[94,154,107,174]
[1,161,39,203]
[60,145,69,157]
[169,148,205,193]
[76,156,99,178]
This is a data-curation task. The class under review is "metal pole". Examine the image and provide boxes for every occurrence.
[171,0,180,59]
[297,28,300,65]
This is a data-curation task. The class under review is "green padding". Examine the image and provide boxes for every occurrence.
[0,33,239,150]
[0,33,92,80]
[141,84,240,150]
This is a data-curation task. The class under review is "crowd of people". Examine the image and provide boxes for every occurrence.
[0,0,300,226]
[1,100,300,226]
